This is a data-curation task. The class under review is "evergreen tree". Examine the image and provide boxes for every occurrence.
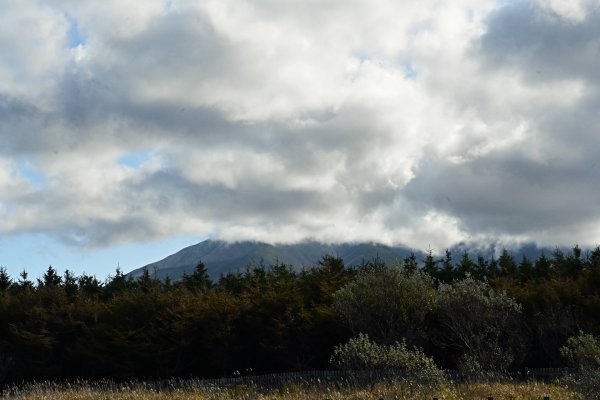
[319,254,345,272]
[310,254,350,303]
[455,251,475,279]
[404,251,418,273]
[438,249,454,283]
[105,267,131,297]
[0,267,12,292]
[564,245,584,277]
[17,270,33,291]
[534,251,552,279]
[39,265,62,287]
[422,248,439,280]
[587,246,600,271]
[487,256,499,279]
[182,262,213,292]
[63,269,78,299]
[474,255,488,280]
[137,268,157,293]
[498,249,517,278]
[218,271,246,295]
[78,273,102,297]
[518,255,534,282]
[551,248,566,276]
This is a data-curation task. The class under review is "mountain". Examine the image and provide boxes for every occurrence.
[127,239,570,281]
[127,240,419,280]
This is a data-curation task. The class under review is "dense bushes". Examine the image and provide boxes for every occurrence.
[332,263,436,345]
[435,277,524,376]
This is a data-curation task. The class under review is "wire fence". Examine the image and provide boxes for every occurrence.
[151,367,572,390]
[0,367,575,398]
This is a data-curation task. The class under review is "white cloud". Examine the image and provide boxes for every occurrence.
[533,0,597,22]
[0,0,599,252]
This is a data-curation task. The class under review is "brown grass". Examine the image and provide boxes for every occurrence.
[2,380,582,400]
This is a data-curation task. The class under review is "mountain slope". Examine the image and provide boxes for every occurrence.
[127,239,561,281]
[127,240,417,280]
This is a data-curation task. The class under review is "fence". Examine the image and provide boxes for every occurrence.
[142,367,571,391]
[524,367,571,380]
[0,368,576,399]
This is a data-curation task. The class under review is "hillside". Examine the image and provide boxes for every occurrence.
[127,240,419,280]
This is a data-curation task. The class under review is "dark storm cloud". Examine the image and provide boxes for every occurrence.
[403,153,600,235]
[479,1,600,85]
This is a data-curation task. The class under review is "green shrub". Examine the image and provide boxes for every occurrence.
[330,333,445,385]
[435,277,523,376]
[560,332,600,397]
[560,331,600,369]
[332,263,436,346]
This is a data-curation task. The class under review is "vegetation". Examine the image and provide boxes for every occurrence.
[330,333,445,386]
[435,277,523,376]
[1,245,600,398]
[332,263,436,346]
[1,380,582,400]
[559,331,600,397]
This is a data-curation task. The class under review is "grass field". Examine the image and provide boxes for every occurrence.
[1,380,583,400]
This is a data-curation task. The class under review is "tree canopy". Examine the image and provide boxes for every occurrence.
[0,245,599,385]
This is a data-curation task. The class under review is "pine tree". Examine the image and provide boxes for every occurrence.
[587,246,600,271]
[518,255,534,282]
[78,273,102,297]
[404,251,418,273]
[39,266,62,287]
[564,244,584,277]
[487,256,499,279]
[533,251,552,279]
[63,270,78,299]
[0,267,12,292]
[456,251,475,279]
[422,248,439,280]
[474,255,488,280]
[17,269,33,291]
[551,248,566,276]
[105,267,131,297]
[498,248,517,278]
[182,261,213,292]
[438,249,454,283]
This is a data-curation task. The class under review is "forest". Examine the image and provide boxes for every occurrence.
[1,245,600,387]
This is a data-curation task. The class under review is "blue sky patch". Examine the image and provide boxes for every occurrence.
[118,150,152,168]
[403,60,418,80]
[12,159,49,189]
[0,233,203,281]
[65,14,86,48]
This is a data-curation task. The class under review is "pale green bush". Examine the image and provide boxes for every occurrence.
[560,332,600,398]
[330,333,445,385]
[561,331,600,369]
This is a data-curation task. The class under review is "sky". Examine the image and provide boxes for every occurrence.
[1,0,600,280]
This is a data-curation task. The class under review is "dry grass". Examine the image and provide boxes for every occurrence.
[2,380,582,400]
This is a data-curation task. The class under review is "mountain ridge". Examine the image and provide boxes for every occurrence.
[127,239,560,281]
[127,239,418,280]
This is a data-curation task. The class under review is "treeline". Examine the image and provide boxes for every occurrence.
[0,246,599,385]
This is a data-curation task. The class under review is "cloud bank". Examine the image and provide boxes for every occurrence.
[1,0,599,251]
